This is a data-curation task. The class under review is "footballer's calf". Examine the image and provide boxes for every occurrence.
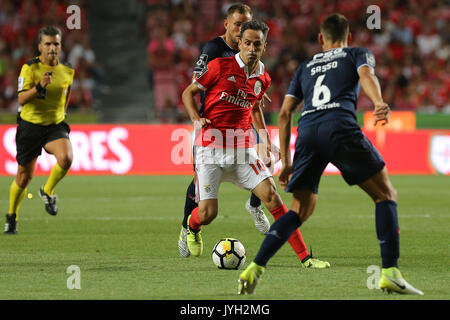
[197,199,219,225]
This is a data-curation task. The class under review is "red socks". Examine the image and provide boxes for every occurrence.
[270,204,309,261]
[188,207,202,231]
[190,203,310,262]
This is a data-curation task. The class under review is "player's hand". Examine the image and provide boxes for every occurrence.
[262,92,272,106]
[193,117,211,129]
[40,71,52,88]
[258,93,272,108]
[265,144,281,175]
[373,102,390,126]
[270,144,281,164]
[262,141,273,168]
[278,164,293,190]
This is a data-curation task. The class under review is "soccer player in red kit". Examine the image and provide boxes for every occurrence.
[181,20,330,269]
[177,4,273,249]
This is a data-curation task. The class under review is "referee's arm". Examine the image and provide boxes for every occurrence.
[64,86,72,113]
[18,72,52,105]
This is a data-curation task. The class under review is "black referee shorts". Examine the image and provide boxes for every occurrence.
[15,115,71,166]
[287,119,385,194]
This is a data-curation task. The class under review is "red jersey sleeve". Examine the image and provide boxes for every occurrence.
[194,59,221,90]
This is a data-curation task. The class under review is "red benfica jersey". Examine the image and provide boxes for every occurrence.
[194,53,271,148]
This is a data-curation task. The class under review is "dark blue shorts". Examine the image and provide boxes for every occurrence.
[287,119,385,194]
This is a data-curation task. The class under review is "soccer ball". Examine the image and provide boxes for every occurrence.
[211,238,246,270]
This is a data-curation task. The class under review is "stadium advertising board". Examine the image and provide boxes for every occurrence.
[0,125,449,176]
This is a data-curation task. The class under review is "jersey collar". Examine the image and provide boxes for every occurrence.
[235,53,265,79]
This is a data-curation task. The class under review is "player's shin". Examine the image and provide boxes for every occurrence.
[253,210,302,267]
[270,204,309,261]
[183,180,198,228]
[375,200,400,268]
[9,180,27,219]
[43,163,69,195]
[188,207,202,231]
[249,192,261,208]
[186,206,204,257]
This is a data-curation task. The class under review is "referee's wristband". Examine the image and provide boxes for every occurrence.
[36,82,46,99]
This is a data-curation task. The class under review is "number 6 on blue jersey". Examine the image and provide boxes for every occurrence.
[312,74,331,107]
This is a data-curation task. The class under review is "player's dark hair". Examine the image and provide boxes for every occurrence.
[38,26,62,43]
[240,20,269,41]
[226,3,253,18]
[320,13,349,43]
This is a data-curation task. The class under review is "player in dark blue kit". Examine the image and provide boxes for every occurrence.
[178,4,272,257]
[238,13,423,295]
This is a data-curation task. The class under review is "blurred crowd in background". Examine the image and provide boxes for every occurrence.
[143,0,450,123]
[0,0,449,124]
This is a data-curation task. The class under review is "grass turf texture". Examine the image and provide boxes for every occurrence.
[0,175,448,300]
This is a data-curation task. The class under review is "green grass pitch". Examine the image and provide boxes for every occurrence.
[0,175,448,300]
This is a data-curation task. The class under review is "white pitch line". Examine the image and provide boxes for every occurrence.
[17,213,447,221]
[0,196,185,203]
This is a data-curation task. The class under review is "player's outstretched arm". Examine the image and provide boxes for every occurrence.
[358,65,390,126]
[181,82,211,129]
[277,95,298,189]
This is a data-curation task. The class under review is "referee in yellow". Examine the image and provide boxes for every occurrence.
[4,26,75,234]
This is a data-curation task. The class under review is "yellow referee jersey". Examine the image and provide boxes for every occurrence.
[17,57,75,125]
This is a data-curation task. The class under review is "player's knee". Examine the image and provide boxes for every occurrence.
[16,172,33,188]
[58,153,73,170]
[379,186,397,203]
[372,184,398,203]
[389,186,398,202]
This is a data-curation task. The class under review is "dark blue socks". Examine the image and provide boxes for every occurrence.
[183,183,261,229]
[250,192,261,208]
[182,179,198,228]
[254,210,302,267]
[252,201,400,269]
[375,200,400,268]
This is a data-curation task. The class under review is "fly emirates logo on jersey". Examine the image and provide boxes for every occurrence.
[219,89,253,109]
[2,126,132,175]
